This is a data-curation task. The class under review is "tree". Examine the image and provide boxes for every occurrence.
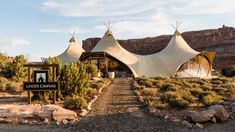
[59,62,90,99]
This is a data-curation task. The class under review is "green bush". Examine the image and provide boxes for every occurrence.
[87,88,97,98]
[161,91,190,108]
[5,82,18,94]
[181,90,194,103]
[86,62,98,77]
[170,97,189,108]
[60,62,90,99]
[201,92,222,106]
[64,96,87,110]
[0,77,8,92]
[221,67,235,77]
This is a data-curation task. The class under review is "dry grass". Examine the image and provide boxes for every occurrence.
[134,76,235,109]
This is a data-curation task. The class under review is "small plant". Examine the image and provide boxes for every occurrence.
[160,83,178,91]
[64,96,87,110]
[87,88,97,98]
[201,92,222,106]
[147,101,167,109]
[190,88,203,97]
[141,88,157,97]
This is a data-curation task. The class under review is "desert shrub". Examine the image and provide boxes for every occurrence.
[90,82,103,89]
[169,97,189,108]
[5,82,19,94]
[201,85,212,91]
[141,88,157,97]
[59,62,90,99]
[147,101,167,109]
[0,77,8,92]
[87,88,97,98]
[161,91,190,108]
[64,96,87,110]
[180,80,192,88]
[160,83,178,91]
[221,67,235,77]
[220,83,235,96]
[201,92,222,106]
[190,88,203,97]
[86,62,98,77]
[181,90,194,103]
[137,79,153,87]
[133,82,145,90]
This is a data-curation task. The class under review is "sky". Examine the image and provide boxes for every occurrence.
[0,0,235,61]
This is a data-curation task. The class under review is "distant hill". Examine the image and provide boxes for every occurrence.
[82,26,235,70]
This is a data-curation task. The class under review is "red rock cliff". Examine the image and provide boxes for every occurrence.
[82,26,235,70]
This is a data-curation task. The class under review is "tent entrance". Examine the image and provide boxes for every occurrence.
[80,52,133,78]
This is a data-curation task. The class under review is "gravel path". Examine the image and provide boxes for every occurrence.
[71,78,190,132]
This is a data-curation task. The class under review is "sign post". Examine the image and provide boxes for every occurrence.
[23,63,59,104]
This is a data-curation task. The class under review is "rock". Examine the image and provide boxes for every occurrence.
[153,109,164,117]
[164,115,169,120]
[189,110,216,123]
[209,105,229,122]
[231,102,235,107]
[62,119,68,125]
[79,109,88,117]
[211,117,216,123]
[19,119,29,124]
[53,107,77,122]
[195,123,204,129]
[41,118,50,125]
[56,121,60,125]
[181,120,193,128]
[170,117,181,123]
[149,107,156,113]
[231,103,235,112]
[0,118,12,123]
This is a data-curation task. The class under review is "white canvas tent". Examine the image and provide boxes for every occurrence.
[42,36,84,65]
[91,28,215,78]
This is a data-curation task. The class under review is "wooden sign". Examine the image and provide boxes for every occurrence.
[23,63,59,104]
[24,70,58,91]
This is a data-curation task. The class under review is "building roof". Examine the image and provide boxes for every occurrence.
[91,28,215,77]
[42,36,84,65]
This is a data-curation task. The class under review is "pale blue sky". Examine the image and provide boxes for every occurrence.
[0,0,235,61]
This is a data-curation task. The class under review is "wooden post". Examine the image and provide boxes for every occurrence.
[27,67,31,104]
[105,54,109,78]
[53,66,56,104]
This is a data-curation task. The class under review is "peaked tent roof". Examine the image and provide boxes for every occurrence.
[91,28,215,77]
[42,36,84,65]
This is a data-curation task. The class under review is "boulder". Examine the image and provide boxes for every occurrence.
[62,119,68,125]
[211,117,217,123]
[181,120,193,128]
[169,117,181,123]
[209,105,229,122]
[231,102,235,112]
[149,107,156,114]
[53,107,77,122]
[195,123,204,129]
[79,109,88,116]
[189,110,216,123]
[153,109,164,117]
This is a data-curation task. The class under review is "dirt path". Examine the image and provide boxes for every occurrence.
[71,78,190,132]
